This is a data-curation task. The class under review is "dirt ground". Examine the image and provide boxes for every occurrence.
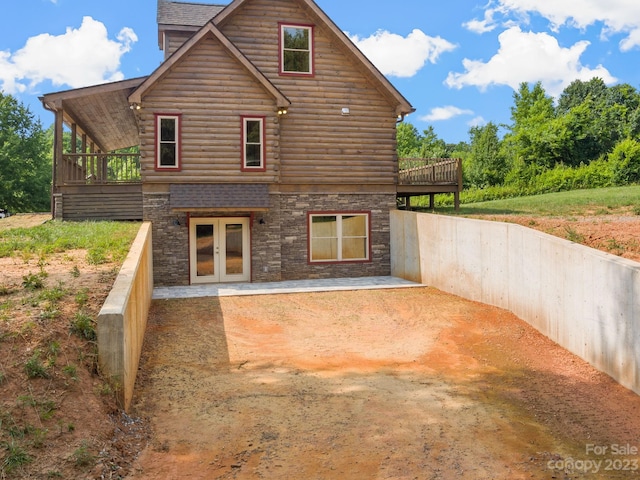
[0,213,51,232]
[0,214,147,479]
[473,214,640,264]
[2,212,640,479]
[128,288,640,480]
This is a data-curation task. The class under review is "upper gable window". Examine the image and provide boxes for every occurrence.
[280,24,314,75]
[155,114,181,170]
[241,116,266,171]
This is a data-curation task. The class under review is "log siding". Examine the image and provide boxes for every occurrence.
[152,0,400,188]
[138,35,280,184]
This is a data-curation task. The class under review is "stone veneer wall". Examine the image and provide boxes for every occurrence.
[143,193,189,286]
[279,193,396,280]
[144,191,396,286]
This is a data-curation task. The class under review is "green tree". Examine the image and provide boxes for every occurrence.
[503,82,558,168]
[0,93,51,212]
[466,122,507,187]
[556,78,608,115]
[396,122,422,158]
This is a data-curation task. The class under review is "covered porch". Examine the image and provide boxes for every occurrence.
[41,77,146,221]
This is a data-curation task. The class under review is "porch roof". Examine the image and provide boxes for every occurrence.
[170,184,270,211]
[40,77,147,152]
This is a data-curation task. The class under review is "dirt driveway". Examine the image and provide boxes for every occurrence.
[128,288,640,479]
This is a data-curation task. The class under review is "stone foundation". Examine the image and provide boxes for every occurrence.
[144,191,396,286]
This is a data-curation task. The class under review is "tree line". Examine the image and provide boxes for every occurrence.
[3,78,640,212]
[399,77,640,202]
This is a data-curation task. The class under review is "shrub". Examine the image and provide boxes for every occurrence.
[609,138,640,185]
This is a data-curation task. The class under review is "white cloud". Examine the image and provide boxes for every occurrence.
[419,106,474,122]
[494,0,640,50]
[445,26,616,97]
[468,116,487,127]
[464,8,499,34]
[349,29,456,78]
[0,16,137,94]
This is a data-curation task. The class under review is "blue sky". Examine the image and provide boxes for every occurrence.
[3,0,640,143]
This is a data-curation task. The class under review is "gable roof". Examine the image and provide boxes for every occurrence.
[214,0,414,116]
[130,21,291,108]
[41,77,147,152]
[158,0,225,27]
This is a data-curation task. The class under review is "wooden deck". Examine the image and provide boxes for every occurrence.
[397,158,463,210]
[54,153,142,221]
[53,154,462,220]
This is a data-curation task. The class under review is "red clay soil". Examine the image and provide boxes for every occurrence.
[128,289,640,479]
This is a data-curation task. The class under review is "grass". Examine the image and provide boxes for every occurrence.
[70,312,96,341]
[424,185,640,217]
[1,441,33,474]
[0,221,140,264]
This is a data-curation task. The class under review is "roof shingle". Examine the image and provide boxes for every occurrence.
[158,0,226,27]
[170,184,270,210]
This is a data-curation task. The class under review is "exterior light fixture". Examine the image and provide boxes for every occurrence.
[342,107,350,116]
[277,107,288,115]
[129,103,141,110]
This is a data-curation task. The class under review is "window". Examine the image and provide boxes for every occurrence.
[241,116,265,171]
[155,114,181,170]
[309,213,370,263]
[280,24,313,75]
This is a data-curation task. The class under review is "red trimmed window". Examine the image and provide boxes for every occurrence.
[280,23,314,75]
[241,116,265,171]
[309,212,371,263]
[155,114,181,170]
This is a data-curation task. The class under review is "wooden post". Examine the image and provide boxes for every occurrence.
[429,194,434,210]
[71,124,77,154]
[54,110,64,189]
[455,158,463,211]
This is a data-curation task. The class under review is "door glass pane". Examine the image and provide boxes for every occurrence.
[226,224,244,275]
[196,224,214,277]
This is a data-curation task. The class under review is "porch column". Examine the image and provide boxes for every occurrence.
[52,109,64,217]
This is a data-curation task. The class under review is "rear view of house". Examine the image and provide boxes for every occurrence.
[42,0,415,286]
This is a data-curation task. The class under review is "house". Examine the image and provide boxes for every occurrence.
[42,0,459,286]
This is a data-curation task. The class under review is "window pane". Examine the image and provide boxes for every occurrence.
[160,144,176,166]
[226,224,243,275]
[160,118,176,142]
[284,51,310,73]
[246,121,261,143]
[312,216,337,237]
[245,145,261,167]
[284,27,309,49]
[196,224,215,276]
[342,238,367,260]
[312,238,338,261]
[342,215,367,237]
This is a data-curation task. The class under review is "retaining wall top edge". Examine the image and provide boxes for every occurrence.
[98,222,152,318]
[409,212,640,270]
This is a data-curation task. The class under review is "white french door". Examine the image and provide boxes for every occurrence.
[189,217,251,284]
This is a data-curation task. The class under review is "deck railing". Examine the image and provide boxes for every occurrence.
[60,153,141,185]
[398,157,461,185]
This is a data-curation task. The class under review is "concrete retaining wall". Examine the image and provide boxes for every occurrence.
[391,210,640,395]
[97,222,153,411]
